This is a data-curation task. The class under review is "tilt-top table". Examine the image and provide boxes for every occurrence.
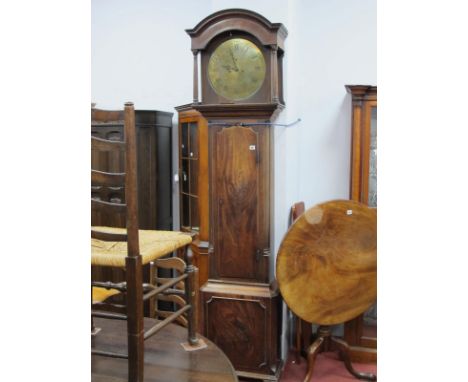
[276,200,377,381]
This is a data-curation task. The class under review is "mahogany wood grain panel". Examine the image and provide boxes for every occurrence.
[206,297,267,372]
[200,282,281,377]
[277,200,377,326]
[214,126,258,280]
[209,125,270,282]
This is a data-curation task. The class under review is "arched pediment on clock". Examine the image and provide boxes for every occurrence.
[186,8,287,51]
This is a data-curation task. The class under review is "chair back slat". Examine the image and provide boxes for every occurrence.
[153,258,188,328]
[91,169,125,187]
[153,257,186,274]
[91,108,125,123]
[92,136,125,152]
[92,199,127,215]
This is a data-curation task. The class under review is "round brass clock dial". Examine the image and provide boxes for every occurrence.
[208,38,266,101]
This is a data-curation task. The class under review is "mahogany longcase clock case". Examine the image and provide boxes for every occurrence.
[176,9,287,381]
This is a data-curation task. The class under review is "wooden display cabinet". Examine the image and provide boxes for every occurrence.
[176,108,210,291]
[344,85,377,363]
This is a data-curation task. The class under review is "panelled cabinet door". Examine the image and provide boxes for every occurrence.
[201,285,281,377]
[210,125,270,283]
[206,297,268,372]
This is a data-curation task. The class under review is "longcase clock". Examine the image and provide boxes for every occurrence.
[176,9,287,381]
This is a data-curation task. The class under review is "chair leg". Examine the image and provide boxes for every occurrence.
[125,256,144,382]
[91,286,101,335]
[147,261,156,319]
[91,286,95,333]
[183,246,199,346]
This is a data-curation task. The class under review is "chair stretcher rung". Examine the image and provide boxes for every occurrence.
[143,273,188,301]
[92,310,127,320]
[161,288,185,296]
[144,305,191,340]
[92,349,128,359]
[92,281,127,292]
[92,302,126,311]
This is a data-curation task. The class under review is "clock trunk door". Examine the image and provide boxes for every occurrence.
[210,125,269,282]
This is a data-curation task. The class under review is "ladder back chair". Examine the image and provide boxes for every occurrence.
[91,102,199,382]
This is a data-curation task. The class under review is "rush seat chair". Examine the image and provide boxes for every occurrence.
[91,102,199,382]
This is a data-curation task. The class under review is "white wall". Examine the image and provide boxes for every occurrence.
[92,0,208,111]
[273,0,377,261]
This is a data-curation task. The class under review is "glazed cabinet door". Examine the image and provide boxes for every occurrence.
[179,120,200,231]
[210,125,270,283]
[344,85,377,362]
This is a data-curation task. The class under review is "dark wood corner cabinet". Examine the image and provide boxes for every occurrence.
[344,85,377,363]
[176,9,287,381]
[91,109,173,284]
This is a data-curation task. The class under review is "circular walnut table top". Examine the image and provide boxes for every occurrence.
[92,317,238,382]
[276,200,376,326]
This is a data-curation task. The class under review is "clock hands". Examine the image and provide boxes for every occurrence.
[228,48,239,71]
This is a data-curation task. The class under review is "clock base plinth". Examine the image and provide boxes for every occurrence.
[200,281,282,381]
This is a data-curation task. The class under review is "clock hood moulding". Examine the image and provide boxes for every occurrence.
[186,8,288,51]
[189,103,285,121]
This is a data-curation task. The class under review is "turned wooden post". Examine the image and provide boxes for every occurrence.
[124,102,144,382]
[184,246,199,346]
[270,45,279,103]
[193,50,199,103]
